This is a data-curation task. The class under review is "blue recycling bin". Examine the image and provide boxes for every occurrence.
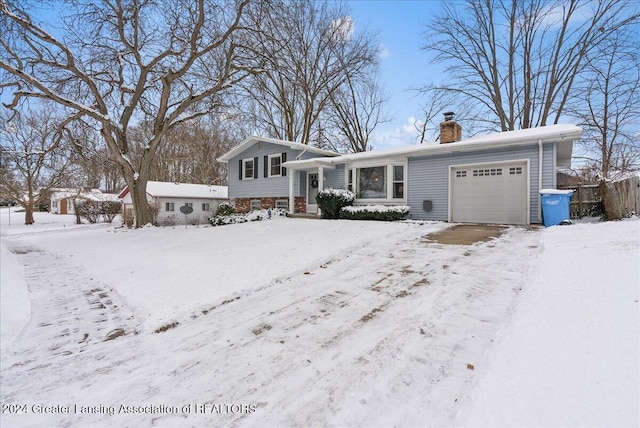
[540,189,573,227]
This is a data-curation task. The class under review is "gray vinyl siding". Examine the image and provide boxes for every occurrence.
[407,143,555,224]
[227,141,321,198]
[324,165,346,189]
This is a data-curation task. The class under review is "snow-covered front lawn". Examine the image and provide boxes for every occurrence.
[1,208,638,427]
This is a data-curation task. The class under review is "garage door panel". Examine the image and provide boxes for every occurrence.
[451,162,528,225]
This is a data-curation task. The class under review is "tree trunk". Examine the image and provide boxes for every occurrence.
[73,198,82,225]
[130,177,154,227]
[24,204,34,225]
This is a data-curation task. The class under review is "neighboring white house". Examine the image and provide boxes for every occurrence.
[117,181,229,226]
[50,188,119,215]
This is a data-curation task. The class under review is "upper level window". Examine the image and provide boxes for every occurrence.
[269,154,282,177]
[264,153,287,178]
[242,158,255,180]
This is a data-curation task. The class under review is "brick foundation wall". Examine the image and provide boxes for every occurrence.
[233,197,306,214]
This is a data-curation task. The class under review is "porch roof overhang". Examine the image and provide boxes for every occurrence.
[282,158,336,170]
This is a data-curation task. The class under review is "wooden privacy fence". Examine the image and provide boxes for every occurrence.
[559,184,602,218]
[560,175,640,219]
[601,175,640,220]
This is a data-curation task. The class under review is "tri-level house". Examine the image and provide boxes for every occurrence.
[217,116,582,225]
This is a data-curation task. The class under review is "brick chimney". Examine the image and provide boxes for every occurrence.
[440,112,462,144]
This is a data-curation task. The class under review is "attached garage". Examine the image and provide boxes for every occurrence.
[450,161,529,225]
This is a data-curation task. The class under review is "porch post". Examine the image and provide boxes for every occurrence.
[318,166,324,217]
[289,171,295,213]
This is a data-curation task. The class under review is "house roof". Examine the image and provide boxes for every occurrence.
[51,189,119,202]
[283,124,582,169]
[217,136,340,163]
[118,181,228,199]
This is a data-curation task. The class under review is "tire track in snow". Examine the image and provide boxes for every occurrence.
[1,243,140,400]
[0,223,543,428]
[184,225,544,428]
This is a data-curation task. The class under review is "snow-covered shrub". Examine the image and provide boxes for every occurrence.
[76,201,102,223]
[340,205,410,221]
[123,209,134,228]
[216,202,235,217]
[316,188,356,219]
[77,201,122,223]
[149,203,160,226]
[209,208,286,226]
[102,201,122,223]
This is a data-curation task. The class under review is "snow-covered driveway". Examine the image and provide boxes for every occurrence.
[1,219,544,427]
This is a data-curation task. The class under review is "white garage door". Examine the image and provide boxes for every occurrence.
[451,162,528,225]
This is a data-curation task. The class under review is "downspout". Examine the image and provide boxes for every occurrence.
[538,139,543,222]
[295,145,308,161]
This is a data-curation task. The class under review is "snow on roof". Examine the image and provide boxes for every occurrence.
[50,189,118,202]
[119,181,228,199]
[283,124,582,169]
[217,136,340,163]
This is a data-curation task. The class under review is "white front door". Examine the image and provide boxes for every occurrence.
[307,172,319,214]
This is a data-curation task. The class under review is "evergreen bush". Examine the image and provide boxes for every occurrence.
[216,202,235,217]
[315,188,355,219]
[340,205,410,221]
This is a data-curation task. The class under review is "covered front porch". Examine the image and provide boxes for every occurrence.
[284,158,338,216]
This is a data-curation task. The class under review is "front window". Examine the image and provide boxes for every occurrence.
[351,164,405,200]
[393,165,404,199]
[357,166,387,199]
[242,158,255,180]
[202,202,210,212]
[269,154,282,177]
[275,200,288,209]
[165,202,175,211]
[250,199,261,210]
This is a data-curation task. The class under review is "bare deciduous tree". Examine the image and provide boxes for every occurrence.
[241,0,380,145]
[327,73,390,153]
[1,0,263,227]
[422,0,639,132]
[0,109,77,225]
[413,91,480,144]
[568,29,640,180]
[129,112,241,185]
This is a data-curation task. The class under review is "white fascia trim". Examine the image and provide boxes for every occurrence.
[285,124,582,166]
[217,136,340,163]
